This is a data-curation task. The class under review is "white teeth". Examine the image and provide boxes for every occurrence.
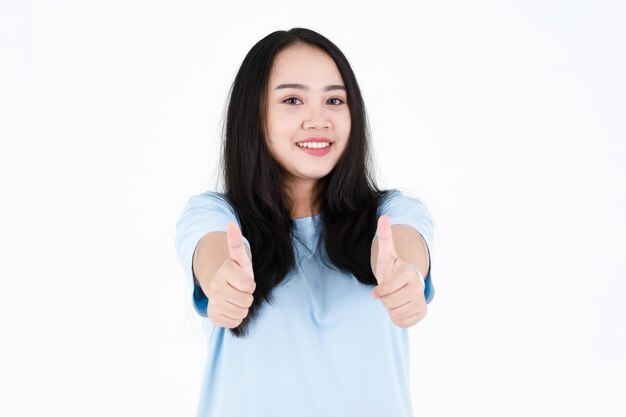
[297,142,330,149]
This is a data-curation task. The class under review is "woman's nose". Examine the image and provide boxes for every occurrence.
[303,105,330,129]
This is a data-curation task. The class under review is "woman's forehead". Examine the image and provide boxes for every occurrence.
[269,44,343,88]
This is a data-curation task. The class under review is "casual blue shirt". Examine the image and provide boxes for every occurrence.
[175,189,435,417]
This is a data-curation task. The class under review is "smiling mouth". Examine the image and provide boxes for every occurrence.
[295,142,333,149]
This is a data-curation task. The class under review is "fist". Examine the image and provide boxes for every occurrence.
[371,215,427,328]
[206,222,256,329]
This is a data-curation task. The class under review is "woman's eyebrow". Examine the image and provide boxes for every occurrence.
[274,83,346,92]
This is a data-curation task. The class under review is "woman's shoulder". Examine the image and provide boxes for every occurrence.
[378,187,429,212]
[181,189,240,215]
[185,189,229,206]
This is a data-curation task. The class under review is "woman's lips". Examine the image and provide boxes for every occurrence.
[296,143,332,156]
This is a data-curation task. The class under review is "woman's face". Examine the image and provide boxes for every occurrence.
[265,43,351,188]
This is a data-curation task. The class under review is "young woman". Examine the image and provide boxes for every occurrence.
[175,27,435,417]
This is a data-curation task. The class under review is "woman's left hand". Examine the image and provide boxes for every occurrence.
[371,215,427,328]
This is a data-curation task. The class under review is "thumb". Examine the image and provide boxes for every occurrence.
[374,215,399,285]
[226,222,254,278]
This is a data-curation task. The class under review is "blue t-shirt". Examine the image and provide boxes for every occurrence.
[175,189,435,417]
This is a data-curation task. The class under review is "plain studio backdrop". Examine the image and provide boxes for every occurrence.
[1,1,624,415]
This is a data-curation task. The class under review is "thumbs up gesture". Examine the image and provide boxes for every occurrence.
[206,222,256,329]
[371,215,427,328]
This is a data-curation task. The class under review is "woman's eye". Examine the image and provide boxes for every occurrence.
[328,98,345,105]
[284,97,302,105]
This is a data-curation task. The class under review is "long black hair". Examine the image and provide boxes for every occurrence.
[215,27,396,337]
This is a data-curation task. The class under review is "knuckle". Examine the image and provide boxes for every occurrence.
[394,318,406,328]
[227,317,241,329]
[208,312,224,327]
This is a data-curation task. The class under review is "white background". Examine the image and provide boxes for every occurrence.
[1,1,624,415]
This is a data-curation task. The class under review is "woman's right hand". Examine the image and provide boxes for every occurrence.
[206,222,256,329]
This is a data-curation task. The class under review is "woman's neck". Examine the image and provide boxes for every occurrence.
[286,178,319,219]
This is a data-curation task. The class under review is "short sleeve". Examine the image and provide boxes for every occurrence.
[374,189,436,304]
[174,191,251,317]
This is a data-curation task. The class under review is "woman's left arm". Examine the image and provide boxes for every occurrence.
[370,218,431,328]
